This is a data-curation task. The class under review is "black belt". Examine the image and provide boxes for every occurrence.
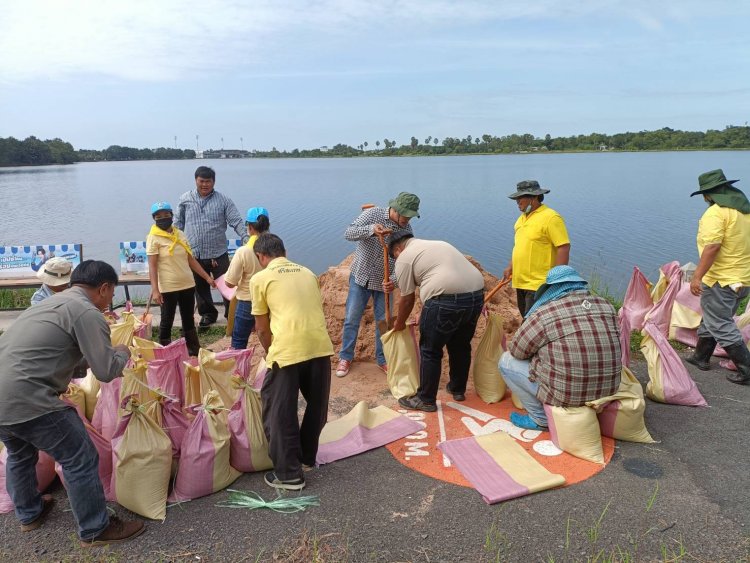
[431,289,484,302]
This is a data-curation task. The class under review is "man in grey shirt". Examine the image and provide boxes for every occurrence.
[174,166,248,327]
[389,234,485,412]
[0,261,144,546]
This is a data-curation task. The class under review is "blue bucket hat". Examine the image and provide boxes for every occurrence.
[524,266,588,318]
[545,265,586,285]
[151,201,172,215]
[246,206,269,223]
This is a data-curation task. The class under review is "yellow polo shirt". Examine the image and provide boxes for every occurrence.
[697,204,750,287]
[224,235,260,301]
[146,228,195,293]
[511,204,570,291]
[251,257,333,368]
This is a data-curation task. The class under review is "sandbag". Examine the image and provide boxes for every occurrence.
[92,378,123,441]
[131,336,162,362]
[0,444,57,514]
[381,325,420,400]
[253,357,268,390]
[109,312,137,347]
[471,313,507,403]
[61,382,87,420]
[184,360,202,407]
[215,348,255,382]
[73,370,101,421]
[119,364,150,417]
[111,397,172,520]
[54,419,114,501]
[510,392,525,411]
[544,404,604,464]
[197,348,240,410]
[170,391,241,502]
[618,267,653,366]
[147,357,185,406]
[587,367,655,443]
[228,376,272,473]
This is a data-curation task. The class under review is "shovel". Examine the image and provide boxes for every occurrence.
[484,276,512,305]
[376,231,393,335]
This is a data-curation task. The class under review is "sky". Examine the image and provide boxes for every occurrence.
[1,0,749,151]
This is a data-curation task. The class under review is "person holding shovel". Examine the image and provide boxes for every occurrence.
[389,234,485,411]
[503,180,570,317]
[335,192,420,378]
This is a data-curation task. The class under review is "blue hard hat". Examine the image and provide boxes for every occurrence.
[151,201,172,215]
[246,206,269,223]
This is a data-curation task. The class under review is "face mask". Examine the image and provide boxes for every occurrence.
[155,217,173,230]
[523,204,533,214]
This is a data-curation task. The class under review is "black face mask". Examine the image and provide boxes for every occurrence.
[155,217,173,230]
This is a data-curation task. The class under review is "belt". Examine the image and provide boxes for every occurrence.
[431,289,484,302]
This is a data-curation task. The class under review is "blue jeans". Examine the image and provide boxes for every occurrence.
[0,408,109,539]
[417,290,484,403]
[499,352,548,426]
[231,299,255,349]
[339,275,388,366]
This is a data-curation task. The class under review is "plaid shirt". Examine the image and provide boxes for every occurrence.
[174,189,248,259]
[345,206,412,291]
[508,291,621,407]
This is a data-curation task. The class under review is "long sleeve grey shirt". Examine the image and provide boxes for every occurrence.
[173,188,248,259]
[0,286,130,426]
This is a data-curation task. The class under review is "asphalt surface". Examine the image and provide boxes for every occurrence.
[1,355,749,562]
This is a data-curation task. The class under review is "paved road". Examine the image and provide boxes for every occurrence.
[1,356,748,562]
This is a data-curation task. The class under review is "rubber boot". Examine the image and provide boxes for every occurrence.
[184,328,201,357]
[685,336,717,371]
[723,342,750,385]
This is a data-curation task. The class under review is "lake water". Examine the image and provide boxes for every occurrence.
[1,152,748,297]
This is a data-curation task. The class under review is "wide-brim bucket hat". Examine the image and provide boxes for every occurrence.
[508,180,550,199]
[545,265,587,285]
[690,169,738,197]
[37,257,73,287]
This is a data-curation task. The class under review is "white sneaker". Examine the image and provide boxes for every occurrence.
[335,359,351,378]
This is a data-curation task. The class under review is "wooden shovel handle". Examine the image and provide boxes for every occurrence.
[484,276,512,305]
[141,301,151,323]
[376,232,392,324]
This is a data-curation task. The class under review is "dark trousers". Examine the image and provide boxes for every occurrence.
[516,288,537,317]
[159,287,196,341]
[261,356,331,481]
[0,408,109,539]
[417,290,484,404]
[194,252,230,321]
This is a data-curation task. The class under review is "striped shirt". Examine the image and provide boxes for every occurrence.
[345,206,413,291]
[508,290,621,407]
[174,189,248,259]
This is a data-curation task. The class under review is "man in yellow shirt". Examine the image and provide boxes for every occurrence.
[686,169,750,385]
[251,233,333,490]
[503,180,571,317]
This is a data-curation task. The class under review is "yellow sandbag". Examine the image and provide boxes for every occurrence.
[119,364,150,417]
[131,336,162,362]
[197,349,240,410]
[381,326,420,400]
[544,404,604,464]
[184,361,202,406]
[61,383,86,419]
[471,313,507,403]
[586,367,654,443]
[111,398,172,520]
[76,370,100,421]
[228,377,273,472]
[510,392,525,411]
[110,313,137,347]
[649,270,669,303]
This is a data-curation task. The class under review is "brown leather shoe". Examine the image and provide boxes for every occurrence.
[80,516,146,547]
[20,495,55,532]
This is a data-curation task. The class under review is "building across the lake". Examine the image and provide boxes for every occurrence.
[197,149,252,159]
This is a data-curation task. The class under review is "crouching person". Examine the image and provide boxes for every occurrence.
[499,266,621,430]
[251,234,333,490]
[0,261,145,546]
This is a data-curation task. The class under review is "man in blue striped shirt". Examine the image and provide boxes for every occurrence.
[174,166,248,327]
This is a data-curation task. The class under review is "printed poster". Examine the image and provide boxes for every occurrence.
[0,244,82,279]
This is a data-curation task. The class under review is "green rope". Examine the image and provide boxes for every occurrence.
[217,489,320,513]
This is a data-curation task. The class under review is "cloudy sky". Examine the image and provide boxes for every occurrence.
[1,0,749,151]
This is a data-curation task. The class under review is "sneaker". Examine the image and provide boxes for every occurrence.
[199,315,216,328]
[20,495,55,532]
[446,383,466,402]
[80,516,146,547]
[264,471,306,491]
[510,412,546,431]
[335,359,351,378]
[302,463,315,472]
[398,395,437,413]
[378,364,388,374]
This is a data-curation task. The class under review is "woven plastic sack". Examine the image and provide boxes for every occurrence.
[54,419,114,501]
[147,357,185,407]
[131,336,161,362]
[253,357,268,390]
[197,348,241,410]
[587,367,655,443]
[111,397,172,520]
[228,375,272,473]
[61,383,87,419]
[119,364,150,417]
[510,392,525,410]
[471,313,507,403]
[215,347,255,382]
[72,370,101,421]
[618,267,653,366]
[184,360,202,406]
[381,325,420,400]
[0,444,57,514]
[170,391,241,501]
[544,404,604,464]
[109,312,137,347]
[92,378,123,441]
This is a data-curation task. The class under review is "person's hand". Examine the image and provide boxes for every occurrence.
[393,318,406,331]
[114,344,130,355]
[373,224,392,237]
[151,290,164,306]
[382,280,395,293]
[690,277,703,296]
[207,276,217,289]
[502,265,512,280]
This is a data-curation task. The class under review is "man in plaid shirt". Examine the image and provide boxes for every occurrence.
[500,266,621,430]
[335,193,420,377]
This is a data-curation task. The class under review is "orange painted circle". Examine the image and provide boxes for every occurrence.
[385,391,614,488]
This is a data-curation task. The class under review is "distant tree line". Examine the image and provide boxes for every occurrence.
[2,125,749,167]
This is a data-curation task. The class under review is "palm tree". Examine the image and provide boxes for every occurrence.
[376,140,381,149]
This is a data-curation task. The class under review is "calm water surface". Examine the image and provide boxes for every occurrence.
[1,152,748,297]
